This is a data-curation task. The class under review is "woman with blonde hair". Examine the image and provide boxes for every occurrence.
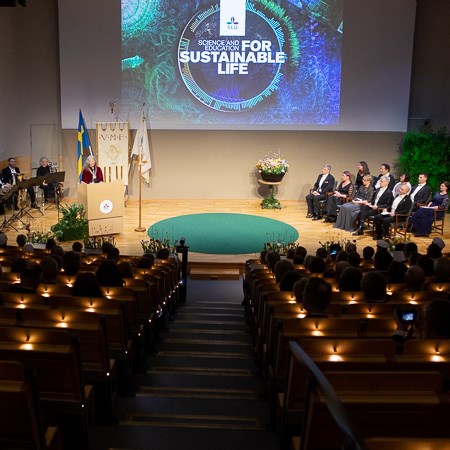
[333,174,374,232]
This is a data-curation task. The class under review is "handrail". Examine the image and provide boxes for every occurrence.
[289,341,368,450]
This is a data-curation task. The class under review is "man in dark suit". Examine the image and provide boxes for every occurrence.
[372,163,396,191]
[305,164,335,220]
[409,173,432,211]
[353,176,394,235]
[1,157,38,209]
[373,184,412,239]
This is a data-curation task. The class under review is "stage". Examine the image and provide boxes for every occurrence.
[2,198,448,268]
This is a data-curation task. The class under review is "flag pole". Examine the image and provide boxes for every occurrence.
[135,154,145,232]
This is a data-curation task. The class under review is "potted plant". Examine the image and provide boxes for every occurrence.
[256,154,289,182]
[50,203,88,242]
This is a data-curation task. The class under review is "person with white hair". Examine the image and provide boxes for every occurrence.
[305,163,335,220]
[353,175,394,236]
[81,155,103,184]
[372,183,412,239]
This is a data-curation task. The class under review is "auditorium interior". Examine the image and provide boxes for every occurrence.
[1,1,450,449]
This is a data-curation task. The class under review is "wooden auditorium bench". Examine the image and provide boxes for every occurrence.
[0,326,93,449]
[282,340,450,450]
[0,360,62,450]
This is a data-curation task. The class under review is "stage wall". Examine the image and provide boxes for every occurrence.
[61,128,402,201]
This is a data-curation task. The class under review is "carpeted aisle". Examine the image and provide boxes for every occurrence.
[88,279,280,450]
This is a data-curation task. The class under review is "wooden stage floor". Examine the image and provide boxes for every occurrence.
[2,199,448,264]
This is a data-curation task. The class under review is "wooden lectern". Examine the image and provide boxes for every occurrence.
[77,180,124,236]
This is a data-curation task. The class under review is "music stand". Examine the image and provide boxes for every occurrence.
[1,185,22,231]
[44,171,65,222]
[15,177,43,219]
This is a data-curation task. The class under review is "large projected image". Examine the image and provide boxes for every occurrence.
[121,0,343,129]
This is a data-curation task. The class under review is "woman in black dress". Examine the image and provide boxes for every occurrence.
[323,171,354,223]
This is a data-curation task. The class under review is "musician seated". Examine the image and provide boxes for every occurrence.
[36,156,55,202]
[81,155,103,184]
[1,157,38,209]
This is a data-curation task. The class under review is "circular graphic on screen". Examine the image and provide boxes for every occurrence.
[178,4,287,112]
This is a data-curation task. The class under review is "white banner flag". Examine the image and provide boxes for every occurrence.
[131,110,152,183]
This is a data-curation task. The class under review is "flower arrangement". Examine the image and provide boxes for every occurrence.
[319,232,356,254]
[28,230,55,244]
[84,235,116,250]
[256,154,289,175]
[264,241,300,256]
[141,237,178,255]
[385,234,411,251]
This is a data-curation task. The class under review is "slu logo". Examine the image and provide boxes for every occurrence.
[227,16,239,25]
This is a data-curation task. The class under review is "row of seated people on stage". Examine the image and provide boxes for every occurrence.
[0,233,175,295]
[305,161,450,238]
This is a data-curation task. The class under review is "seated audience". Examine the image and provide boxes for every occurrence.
[45,237,57,250]
[387,260,408,283]
[404,266,426,291]
[107,246,120,263]
[0,232,8,248]
[347,251,361,268]
[11,262,43,293]
[416,255,435,278]
[361,271,388,302]
[279,270,302,291]
[303,277,332,316]
[117,261,134,279]
[308,256,326,274]
[426,242,443,260]
[62,250,81,276]
[72,241,83,253]
[266,250,281,272]
[96,260,124,287]
[424,298,450,337]
[72,271,103,297]
[16,234,27,248]
[335,261,351,280]
[10,256,28,274]
[338,266,362,292]
[156,248,171,260]
[273,259,295,283]
[293,278,308,304]
[294,246,307,264]
[137,254,154,268]
[40,255,60,283]
[434,256,450,282]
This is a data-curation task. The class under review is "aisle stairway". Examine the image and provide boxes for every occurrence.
[89,279,280,450]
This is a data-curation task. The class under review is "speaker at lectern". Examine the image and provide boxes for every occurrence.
[77,180,124,236]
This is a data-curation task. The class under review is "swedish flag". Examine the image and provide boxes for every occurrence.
[77,110,92,181]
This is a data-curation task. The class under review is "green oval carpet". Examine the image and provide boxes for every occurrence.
[148,213,299,254]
